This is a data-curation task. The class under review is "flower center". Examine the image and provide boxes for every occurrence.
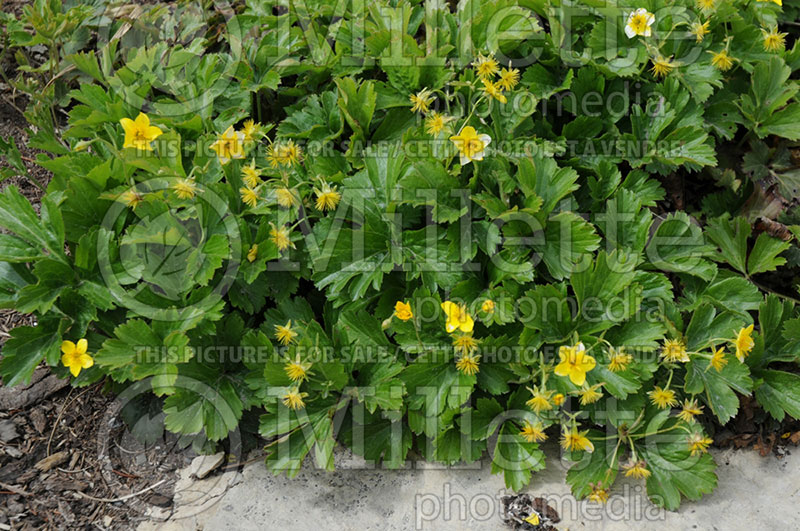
[631,14,648,32]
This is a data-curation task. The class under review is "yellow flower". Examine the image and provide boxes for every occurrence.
[441,301,474,334]
[449,126,491,165]
[121,189,144,210]
[678,398,704,424]
[561,426,594,452]
[284,359,311,382]
[661,338,689,363]
[710,50,735,71]
[240,186,259,208]
[588,483,609,503]
[649,386,678,409]
[622,460,651,479]
[315,184,341,212]
[241,119,260,142]
[409,88,434,113]
[523,513,540,526]
[474,53,500,78]
[554,342,596,386]
[734,324,754,362]
[691,20,710,43]
[607,347,632,372]
[696,0,715,11]
[481,299,495,313]
[274,320,298,346]
[579,384,603,405]
[242,160,262,188]
[267,141,302,168]
[624,8,655,39]
[270,224,294,252]
[650,56,675,78]
[756,0,782,5]
[280,140,302,167]
[247,244,258,263]
[762,27,787,52]
[173,178,198,200]
[710,347,728,372]
[282,388,308,410]
[687,433,713,456]
[424,112,452,136]
[520,421,547,443]
[481,78,507,104]
[498,67,520,90]
[455,353,481,375]
[210,126,245,165]
[525,386,553,413]
[453,333,479,355]
[61,339,93,377]
[120,112,163,151]
[394,301,413,321]
[552,393,565,406]
[275,188,299,208]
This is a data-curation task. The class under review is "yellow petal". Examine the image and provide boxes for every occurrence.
[145,125,163,141]
[80,353,94,369]
[61,340,76,356]
[569,369,586,386]
[76,338,88,355]
[134,112,150,128]
[119,117,135,134]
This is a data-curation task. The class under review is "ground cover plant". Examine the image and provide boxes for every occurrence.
[2,0,800,514]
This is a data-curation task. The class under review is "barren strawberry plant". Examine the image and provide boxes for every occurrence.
[1,0,800,517]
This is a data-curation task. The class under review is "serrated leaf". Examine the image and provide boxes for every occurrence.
[490,422,546,492]
[0,323,62,386]
[747,232,791,276]
[685,357,753,424]
[754,370,800,421]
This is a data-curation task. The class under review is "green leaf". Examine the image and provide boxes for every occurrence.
[277,91,343,142]
[0,322,62,386]
[685,356,753,424]
[335,77,376,142]
[490,422,546,492]
[754,370,800,421]
[469,397,505,441]
[640,435,717,511]
[645,212,716,280]
[535,211,601,280]
[400,160,467,223]
[747,232,791,276]
[402,350,474,419]
[705,216,750,274]
[565,430,618,498]
[5,242,55,273]
[520,63,573,100]
[516,154,579,217]
[520,282,575,341]
[163,369,244,442]
[684,304,747,352]
[0,186,67,263]
[591,365,640,400]
[339,407,413,469]
[680,273,762,317]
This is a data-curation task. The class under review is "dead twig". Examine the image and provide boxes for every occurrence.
[0,481,32,496]
[74,479,167,503]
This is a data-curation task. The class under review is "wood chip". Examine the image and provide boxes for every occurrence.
[0,420,18,443]
[34,451,69,472]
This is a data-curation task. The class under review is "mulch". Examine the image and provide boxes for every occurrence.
[0,372,195,530]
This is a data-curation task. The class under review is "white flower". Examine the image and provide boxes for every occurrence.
[625,8,655,39]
